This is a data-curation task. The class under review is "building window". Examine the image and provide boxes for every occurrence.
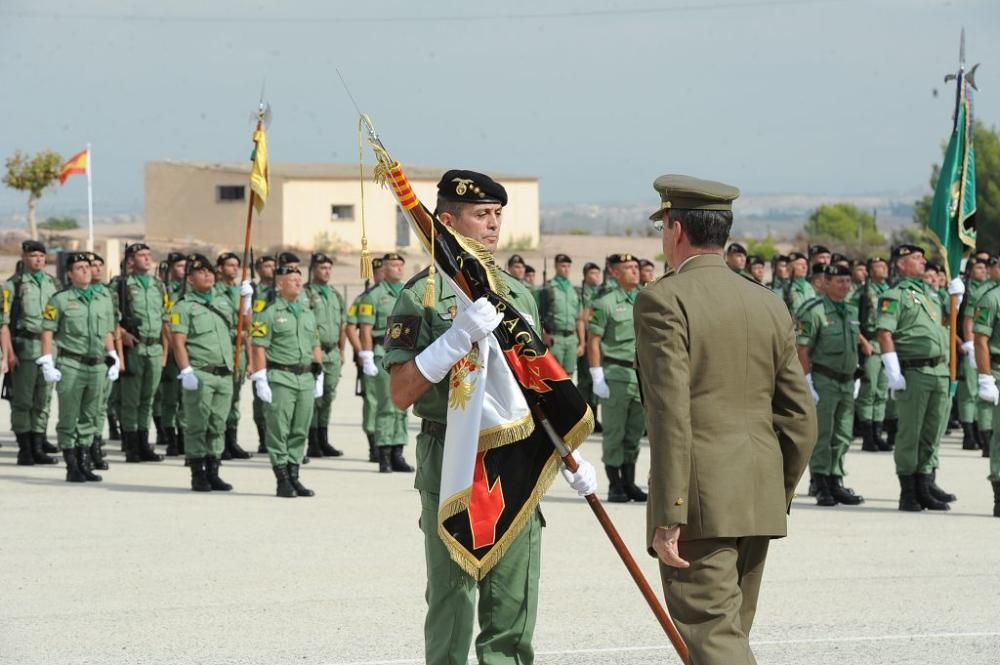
[217,185,245,202]
[330,204,355,221]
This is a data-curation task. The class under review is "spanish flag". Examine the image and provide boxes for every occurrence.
[249,128,268,213]
[59,148,89,185]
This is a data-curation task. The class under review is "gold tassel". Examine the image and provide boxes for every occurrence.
[423,220,437,308]
[357,115,373,279]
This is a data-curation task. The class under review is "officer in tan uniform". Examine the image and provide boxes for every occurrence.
[636,175,816,665]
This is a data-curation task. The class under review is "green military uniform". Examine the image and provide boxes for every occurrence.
[770,276,788,296]
[155,277,186,445]
[252,296,319,467]
[357,280,408,449]
[43,284,115,452]
[786,276,816,316]
[797,294,862,491]
[588,285,645,476]
[970,285,1000,514]
[960,278,993,434]
[306,278,345,455]
[250,280,274,450]
[576,282,602,421]
[853,279,891,440]
[539,275,581,377]
[346,290,379,438]
[384,269,542,665]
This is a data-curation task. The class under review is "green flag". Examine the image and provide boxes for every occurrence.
[928,86,976,279]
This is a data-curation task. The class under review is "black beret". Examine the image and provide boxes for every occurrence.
[217,252,240,266]
[925,261,944,271]
[892,244,925,259]
[277,252,300,266]
[21,240,46,254]
[382,252,405,263]
[256,255,276,265]
[507,254,525,267]
[831,253,848,264]
[774,254,790,263]
[726,242,747,256]
[524,265,536,274]
[125,243,150,258]
[89,253,104,263]
[811,263,829,276]
[866,255,887,268]
[809,244,831,256]
[275,265,301,276]
[311,252,333,266]
[988,257,1000,268]
[826,264,851,277]
[186,253,213,272]
[437,169,507,206]
[748,255,765,267]
[554,254,572,264]
[607,253,638,266]
[166,251,186,265]
[583,262,600,273]
[65,252,91,268]
[971,256,990,266]
[788,252,808,262]
[371,257,383,270]
[639,258,656,268]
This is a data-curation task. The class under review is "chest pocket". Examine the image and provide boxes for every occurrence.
[63,306,89,336]
[608,306,635,343]
[272,315,296,337]
[189,311,215,337]
[431,299,457,340]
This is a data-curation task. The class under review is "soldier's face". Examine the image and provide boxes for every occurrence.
[373,265,385,283]
[23,251,46,271]
[615,262,640,288]
[90,260,104,283]
[130,249,153,273]
[852,265,867,283]
[524,271,535,285]
[813,253,832,265]
[750,263,765,282]
[726,254,746,270]
[990,264,1000,281]
[68,261,91,288]
[220,258,240,281]
[312,262,332,284]
[775,262,789,279]
[258,261,275,280]
[584,268,601,286]
[278,272,303,298]
[791,259,808,278]
[923,271,939,288]
[170,261,186,280]
[188,268,215,292]
[441,203,503,252]
[508,263,525,279]
[896,253,926,277]
[641,265,656,282]
[555,262,571,279]
[826,275,852,301]
[383,259,405,283]
[972,263,988,281]
[871,261,888,280]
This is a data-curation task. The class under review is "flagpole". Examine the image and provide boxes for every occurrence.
[86,143,94,252]
[234,112,264,374]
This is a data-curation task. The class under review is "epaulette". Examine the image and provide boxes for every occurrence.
[736,270,770,291]
[797,297,825,317]
[404,267,431,290]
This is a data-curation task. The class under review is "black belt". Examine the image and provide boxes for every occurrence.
[603,357,635,369]
[321,343,337,353]
[812,364,855,384]
[13,330,40,340]
[139,335,160,346]
[373,338,384,347]
[195,365,232,376]
[268,362,310,375]
[900,356,946,370]
[421,419,447,438]
[550,330,576,337]
[58,349,103,366]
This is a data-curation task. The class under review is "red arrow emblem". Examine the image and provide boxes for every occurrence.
[503,344,569,393]
[468,451,505,549]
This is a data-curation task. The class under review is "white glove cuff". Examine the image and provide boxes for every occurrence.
[415,328,473,384]
[36,354,53,367]
[805,372,814,385]
[358,350,375,362]
[250,369,268,382]
[962,340,975,353]
[180,366,194,376]
[881,352,901,376]
[589,367,606,383]
[978,373,996,385]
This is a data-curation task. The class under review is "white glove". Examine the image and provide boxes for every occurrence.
[106,350,120,382]
[414,297,504,383]
[359,350,379,377]
[805,373,820,403]
[881,351,906,395]
[590,366,610,399]
[179,366,199,391]
[36,354,62,383]
[853,379,861,399]
[947,278,965,296]
[239,280,254,314]
[560,450,598,496]
[978,373,1000,405]
[314,372,324,398]
[962,340,977,370]
[251,369,272,403]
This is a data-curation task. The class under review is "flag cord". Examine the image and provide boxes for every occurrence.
[357,116,374,281]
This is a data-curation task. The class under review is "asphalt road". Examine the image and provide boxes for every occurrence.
[2,372,999,665]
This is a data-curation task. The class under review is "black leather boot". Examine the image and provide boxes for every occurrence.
[318,428,343,457]
[90,436,108,470]
[31,432,57,464]
[16,432,34,466]
[153,416,164,445]
[225,427,252,459]
[605,466,629,503]
[807,475,818,497]
[980,429,992,458]
[63,449,86,483]
[885,419,898,450]
[621,463,647,502]
[874,421,892,451]
[189,458,212,492]
[77,447,103,482]
[288,463,314,497]
[814,475,838,506]
[860,420,879,452]
[137,430,163,462]
[898,475,923,512]
[273,465,296,498]
[391,445,414,472]
[367,432,378,463]
[205,457,233,491]
[256,420,267,454]
[124,431,141,463]
[306,428,322,458]
[828,476,863,505]
[961,422,978,450]
[992,481,1000,518]
[378,446,392,474]
[915,473,951,511]
[163,427,179,457]
[42,437,58,453]
[927,470,956,503]
[108,414,121,441]
[176,429,185,455]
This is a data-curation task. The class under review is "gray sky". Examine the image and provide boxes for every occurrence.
[1,0,997,218]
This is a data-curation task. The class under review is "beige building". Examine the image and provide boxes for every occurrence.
[144,161,539,253]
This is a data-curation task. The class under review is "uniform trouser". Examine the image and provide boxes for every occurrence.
[159,356,182,428]
[107,379,121,423]
[253,386,266,431]
[10,353,54,434]
[893,369,949,475]
[600,378,644,467]
[362,372,378,434]
[183,370,233,459]
[79,374,111,438]
[372,355,408,447]
[311,353,342,429]
[264,371,314,466]
[958,358,978,423]
[989,376,1000,480]
[120,348,163,432]
[55,360,104,449]
[660,536,770,665]
[855,353,888,422]
[419,489,541,665]
[576,355,596,416]
[811,374,854,477]
[227,371,244,428]
[548,334,578,378]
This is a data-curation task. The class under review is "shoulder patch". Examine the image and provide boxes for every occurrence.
[359,303,374,316]
[798,319,814,336]
[43,303,58,321]
[347,304,357,316]
[879,298,898,314]
[170,311,181,326]
[253,298,266,313]
[2,287,9,314]
[975,306,991,326]
[589,308,605,324]
[385,315,421,350]
[251,321,268,337]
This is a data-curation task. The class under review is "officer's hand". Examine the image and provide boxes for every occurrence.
[36,355,62,384]
[947,278,965,296]
[576,343,585,358]
[559,450,598,496]
[179,366,199,391]
[452,298,504,345]
[314,372,324,398]
[805,373,820,403]
[590,367,611,399]
[414,298,503,384]
[104,350,121,382]
[359,350,379,377]
[853,379,861,399]
[978,374,1000,405]
[881,352,906,395]
[960,340,974,356]
[251,369,272,403]
[121,331,138,348]
[652,526,690,569]
[239,281,254,314]
[543,333,553,348]
[859,338,874,357]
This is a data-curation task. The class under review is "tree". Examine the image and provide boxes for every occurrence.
[3,150,63,240]
[39,216,79,231]
[913,119,1000,251]
[804,203,886,245]
[745,235,779,261]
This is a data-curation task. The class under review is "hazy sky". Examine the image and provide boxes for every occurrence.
[1,0,997,218]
